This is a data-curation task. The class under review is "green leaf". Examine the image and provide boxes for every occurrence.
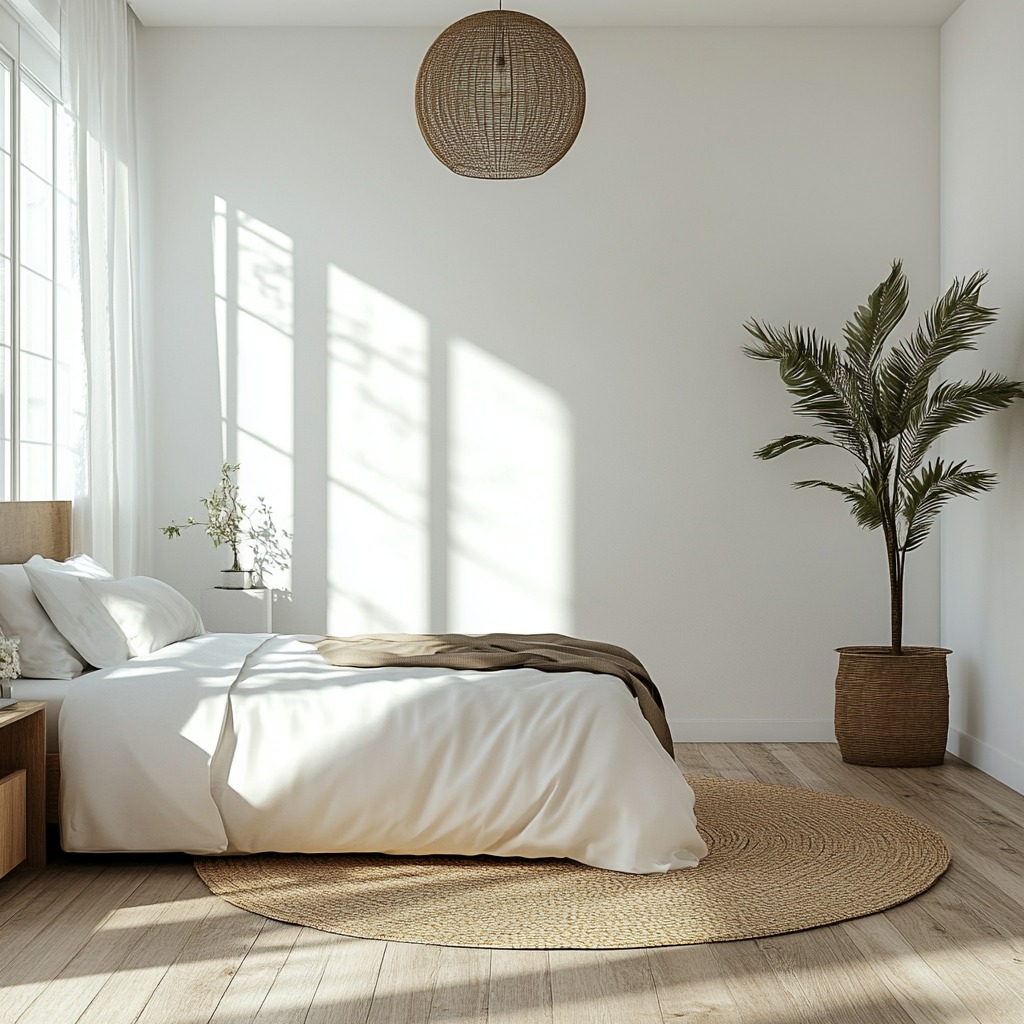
[877,271,997,434]
[754,434,836,460]
[903,371,1024,473]
[900,458,997,552]
[744,321,869,461]
[842,260,908,378]
[794,478,885,530]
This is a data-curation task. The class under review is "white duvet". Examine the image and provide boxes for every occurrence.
[59,633,707,873]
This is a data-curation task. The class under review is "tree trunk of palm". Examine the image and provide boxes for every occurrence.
[889,574,904,654]
[885,532,903,655]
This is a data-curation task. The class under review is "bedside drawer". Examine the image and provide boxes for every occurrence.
[0,768,27,878]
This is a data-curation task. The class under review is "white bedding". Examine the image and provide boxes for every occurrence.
[59,633,708,873]
[3,677,73,751]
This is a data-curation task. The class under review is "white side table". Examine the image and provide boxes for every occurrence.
[200,588,273,633]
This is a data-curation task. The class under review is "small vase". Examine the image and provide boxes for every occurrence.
[219,569,254,590]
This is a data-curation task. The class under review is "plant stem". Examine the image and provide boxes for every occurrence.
[889,558,904,655]
[880,518,904,654]
[889,433,905,655]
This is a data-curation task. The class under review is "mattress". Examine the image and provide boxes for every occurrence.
[2,677,73,752]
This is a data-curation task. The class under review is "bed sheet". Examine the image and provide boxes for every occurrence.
[3,677,74,751]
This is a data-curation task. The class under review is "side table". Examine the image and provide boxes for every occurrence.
[200,588,273,633]
[0,699,46,875]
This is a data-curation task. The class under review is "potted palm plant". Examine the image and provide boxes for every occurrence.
[744,261,1023,766]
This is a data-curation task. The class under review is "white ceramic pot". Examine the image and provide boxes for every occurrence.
[219,569,254,590]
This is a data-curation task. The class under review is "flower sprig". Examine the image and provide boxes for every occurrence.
[162,462,291,586]
[0,635,20,681]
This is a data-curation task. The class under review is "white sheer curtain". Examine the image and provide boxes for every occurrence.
[60,0,145,575]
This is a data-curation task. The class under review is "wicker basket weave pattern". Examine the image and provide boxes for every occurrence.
[415,11,585,179]
[834,646,951,767]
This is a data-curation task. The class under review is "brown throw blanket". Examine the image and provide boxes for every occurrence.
[315,632,675,757]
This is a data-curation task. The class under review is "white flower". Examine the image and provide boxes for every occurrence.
[0,637,20,680]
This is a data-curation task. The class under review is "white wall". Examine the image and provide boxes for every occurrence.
[941,0,1024,791]
[137,26,940,738]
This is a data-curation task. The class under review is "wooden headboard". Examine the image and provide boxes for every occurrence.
[0,501,72,563]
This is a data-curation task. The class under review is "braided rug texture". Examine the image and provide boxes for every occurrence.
[194,776,950,949]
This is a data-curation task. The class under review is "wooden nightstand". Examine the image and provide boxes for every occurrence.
[0,700,45,875]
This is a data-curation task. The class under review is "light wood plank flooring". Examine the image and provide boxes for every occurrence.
[1,743,1022,1024]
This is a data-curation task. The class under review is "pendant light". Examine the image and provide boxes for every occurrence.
[414,3,586,179]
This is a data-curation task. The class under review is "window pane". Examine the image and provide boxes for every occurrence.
[8,70,61,501]
[0,254,8,348]
[19,440,52,500]
[0,154,10,257]
[20,170,53,278]
[20,269,52,357]
[0,257,6,500]
[0,339,9,500]
[19,81,52,183]
[54,178,73,288]
[55,103,73,203]
[0,65,9,155]
[19,350,52,444]
[0,65,8,499]
[53,344,80,501]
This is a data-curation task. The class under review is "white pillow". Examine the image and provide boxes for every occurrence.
[79,576,205,657]
[0,564,88,678]
[24,553,129,668]
[32,553,111,580]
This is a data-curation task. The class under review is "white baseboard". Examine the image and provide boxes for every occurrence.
[668,718,836,743]
[947,728,1024,796]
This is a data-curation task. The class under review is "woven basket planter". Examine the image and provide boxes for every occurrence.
[834,647,951,767]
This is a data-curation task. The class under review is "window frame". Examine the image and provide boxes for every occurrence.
[0,25,63,501]
[0,44,17,500]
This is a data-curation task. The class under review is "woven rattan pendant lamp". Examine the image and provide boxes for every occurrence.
[415,3,586,179]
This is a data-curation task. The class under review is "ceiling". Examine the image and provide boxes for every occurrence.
[128,0,968,30]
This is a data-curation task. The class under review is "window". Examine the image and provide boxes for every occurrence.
[0,1,71,502]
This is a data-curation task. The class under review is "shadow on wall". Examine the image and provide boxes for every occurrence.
[213,196,295,595]
[212,195,574,635]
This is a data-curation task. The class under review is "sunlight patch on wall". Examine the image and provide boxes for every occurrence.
[213,196,294,590]
[327,266,429,634]
[213,196,228,455]
[448,338,573,633]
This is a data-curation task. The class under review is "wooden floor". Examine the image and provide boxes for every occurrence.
[1,743,1023,1024]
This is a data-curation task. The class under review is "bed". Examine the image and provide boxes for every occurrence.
[0,500,707,874]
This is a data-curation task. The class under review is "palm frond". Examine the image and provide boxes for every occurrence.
[742,317,790,362]
[744,321,869,460]
[754,435,837,460]
[900,458,997,552]
[842,260,908,378]
[903,372,1024,474]
[794,478,885,530]
[877,271,997,432]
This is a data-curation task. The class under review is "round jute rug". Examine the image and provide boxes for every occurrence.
[194,776,950,949]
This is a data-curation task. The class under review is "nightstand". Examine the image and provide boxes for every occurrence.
[0,700,45,875]
[200,588,273,633]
